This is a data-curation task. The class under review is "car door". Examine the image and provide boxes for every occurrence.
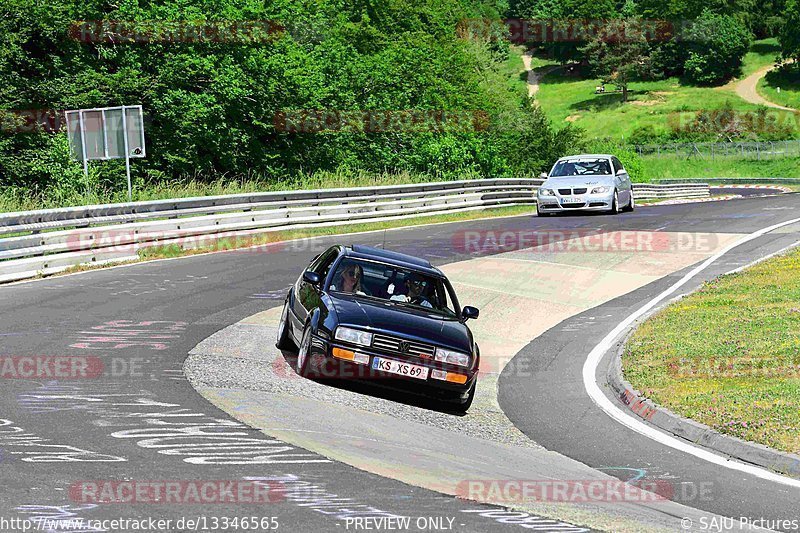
[612,157,632,204]
[294,246,339,326]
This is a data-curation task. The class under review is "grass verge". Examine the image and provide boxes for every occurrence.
[643,157,800,180]
[623,247,800,454]
[759,63,800,111]
[0,169,490,214]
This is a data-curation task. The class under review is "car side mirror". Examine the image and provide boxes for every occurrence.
[303,270,321,286]
[540,172,548,179]
[461,306,479,322]
[616,168,626,176]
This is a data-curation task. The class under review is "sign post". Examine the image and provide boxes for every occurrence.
[66,105,146,202]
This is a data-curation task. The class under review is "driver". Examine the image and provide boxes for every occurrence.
[403,272,433,308]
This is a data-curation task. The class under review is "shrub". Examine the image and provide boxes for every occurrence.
[684,11,752,85]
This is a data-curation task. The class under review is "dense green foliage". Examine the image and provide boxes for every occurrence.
[684,11,752,84]
[779,0,800,62]
[0,0,580,203]
[508,0,772,82]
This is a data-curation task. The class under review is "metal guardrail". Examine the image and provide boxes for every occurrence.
[631,183,709,199]
[0,179,541,283]
[0,179,712,284]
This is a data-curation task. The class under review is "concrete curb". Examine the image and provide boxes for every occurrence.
[605,261,800,480]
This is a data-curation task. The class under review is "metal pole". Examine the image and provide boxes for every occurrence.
[121,106,132,202]
[78,110,89,179]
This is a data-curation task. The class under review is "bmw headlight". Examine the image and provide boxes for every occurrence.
[591,186,610,194]
[334,327,373,347]
[538,188,555,197]
[435,347,470,367]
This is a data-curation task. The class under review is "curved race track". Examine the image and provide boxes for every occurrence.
[1,192,799,532]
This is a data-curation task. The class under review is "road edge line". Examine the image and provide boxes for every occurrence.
[583,216,800,489]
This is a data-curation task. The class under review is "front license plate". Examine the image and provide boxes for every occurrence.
[560,196,582,204]
[371,357,429,380]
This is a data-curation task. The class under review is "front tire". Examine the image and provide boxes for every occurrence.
[609,190,620,215]
[276,299,295,350]
[623,190,635,212]
[296,326,314,377]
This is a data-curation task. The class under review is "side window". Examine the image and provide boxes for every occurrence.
[612,157,624,174]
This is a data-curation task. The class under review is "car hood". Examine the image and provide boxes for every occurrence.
[542,176,614,189]
[330,294,472,353]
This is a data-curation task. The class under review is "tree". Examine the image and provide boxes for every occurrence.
[683,10,752,84]
[507,0,620,64]
[581,19,652,102]
[779,0,800,62]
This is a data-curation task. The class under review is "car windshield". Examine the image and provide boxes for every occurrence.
[328,258,458,318]
[550,159,612,177]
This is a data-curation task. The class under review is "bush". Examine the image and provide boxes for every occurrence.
[684,11,752,84]
[1,0,579,202]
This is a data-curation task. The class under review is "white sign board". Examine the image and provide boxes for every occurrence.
[65,105,145,201]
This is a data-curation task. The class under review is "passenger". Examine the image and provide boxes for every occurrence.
[331,263,364,294]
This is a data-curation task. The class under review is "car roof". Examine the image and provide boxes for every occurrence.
[557,154,613,161]
[343,245,443,277]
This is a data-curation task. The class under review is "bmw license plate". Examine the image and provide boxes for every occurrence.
[560,196,581,204]
[372,357,429,380]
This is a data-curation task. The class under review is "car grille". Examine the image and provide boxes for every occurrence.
[561,202,586,208]
[558,188,588,195]
[372,334,435,359]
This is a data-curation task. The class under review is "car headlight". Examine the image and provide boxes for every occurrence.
[538,188,554,197]
[334,327,373,347]
[591,186,610,194]
[435,347,470,367]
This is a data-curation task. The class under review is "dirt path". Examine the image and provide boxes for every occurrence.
[521,51,560,100]
[735,64,796,111]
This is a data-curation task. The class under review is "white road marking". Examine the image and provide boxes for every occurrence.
[582,215,800,489]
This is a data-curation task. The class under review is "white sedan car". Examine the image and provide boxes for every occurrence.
[537,154,634,216]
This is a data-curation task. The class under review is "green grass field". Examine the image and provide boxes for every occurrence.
[624,248,800,454]
[759,64,800,110]
[534,39,794,140]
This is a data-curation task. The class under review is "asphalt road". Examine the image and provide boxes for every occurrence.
[1,193,798,532]
[500,194,800,531]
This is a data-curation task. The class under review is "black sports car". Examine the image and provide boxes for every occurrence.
[276,244,480,410]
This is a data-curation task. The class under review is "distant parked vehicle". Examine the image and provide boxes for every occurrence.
[537,154,634,216]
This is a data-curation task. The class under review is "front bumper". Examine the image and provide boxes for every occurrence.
[306,335,477,395]
[537,192,614,212]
